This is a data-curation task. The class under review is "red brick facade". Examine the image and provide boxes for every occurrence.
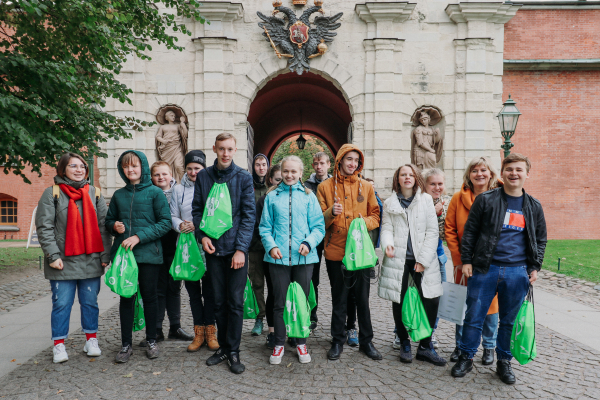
[503,7,600,239]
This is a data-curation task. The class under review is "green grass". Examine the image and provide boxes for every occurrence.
[542,240,600,283]
[0,247,44,269]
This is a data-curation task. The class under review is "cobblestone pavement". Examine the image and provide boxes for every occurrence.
[535,270,600,311]
[0,271,49,315]
[1,265,600,400]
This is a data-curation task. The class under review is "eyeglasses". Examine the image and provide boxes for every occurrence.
[67,164,88,170]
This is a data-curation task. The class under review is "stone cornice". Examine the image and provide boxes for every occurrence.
[197,2,243,22]
[508,1,600,10]
[355,2,416,23]
[192,37,238,51]
[445,2,521,24]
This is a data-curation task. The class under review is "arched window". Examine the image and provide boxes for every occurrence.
[0,195,17,225]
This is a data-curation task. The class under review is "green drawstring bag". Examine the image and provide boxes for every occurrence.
[511,285,537,365]
[342,217,377,271]
[308,281,317,311]
[133,289,145,332]
[402,274,433,342]
[169,232,206,281]
[283,282,311,339]
[243,277,259,319]
[105,246,138,298]
[199,182,233,239]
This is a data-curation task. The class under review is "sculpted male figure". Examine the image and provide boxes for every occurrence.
[156,110,188,182]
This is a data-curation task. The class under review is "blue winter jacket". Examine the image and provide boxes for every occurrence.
[259,182,325,266]
[191,160,256,256]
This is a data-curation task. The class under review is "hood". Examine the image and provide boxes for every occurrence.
[306,172,331,184]
[334,144,364,180]
[163,177,177,192]
[274,180,305,194]
[252,153,269,185]
[117,150,152,189]
[181,173,194,188]
[53,175,88,189]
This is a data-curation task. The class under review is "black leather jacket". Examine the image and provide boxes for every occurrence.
[461,188,547,274]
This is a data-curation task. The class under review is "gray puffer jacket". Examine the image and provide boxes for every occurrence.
[36,176,112,280]
[170,174,195,233]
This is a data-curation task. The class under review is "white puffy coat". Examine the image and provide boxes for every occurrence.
[378,189,442,303]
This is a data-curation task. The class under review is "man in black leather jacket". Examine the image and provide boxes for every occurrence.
[451,154,547,385]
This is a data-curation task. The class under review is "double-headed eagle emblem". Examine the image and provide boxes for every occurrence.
[257,1,343,75]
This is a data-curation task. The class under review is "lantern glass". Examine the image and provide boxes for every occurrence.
[497,95,521,134]
[296,134,307,150]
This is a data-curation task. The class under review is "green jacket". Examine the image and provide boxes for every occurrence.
[35,176,112,280]
[105,150,172,264]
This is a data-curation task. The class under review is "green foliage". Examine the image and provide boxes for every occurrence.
[271,135,334,182]
[542,240,600,283]
[0,0,206,183]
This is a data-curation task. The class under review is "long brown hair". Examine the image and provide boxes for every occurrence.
[56,152,89,179]
[392,164,424,196]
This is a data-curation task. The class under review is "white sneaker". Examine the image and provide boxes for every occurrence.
[83,338,102,357]
[53,343,68,363]
[270,345,284,365]
[296,344,311,364]
[431,333,439,349]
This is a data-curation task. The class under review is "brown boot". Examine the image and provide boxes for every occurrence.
[205,324,219,351]
[187,325,205,352]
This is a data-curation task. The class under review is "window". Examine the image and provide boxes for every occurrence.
[0,196,17,225]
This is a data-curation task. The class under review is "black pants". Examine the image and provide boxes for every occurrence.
[325,260,374,345]
[264,262,275,328]
[120,263,160,346]
[156,256,182,330]
[346,287,357,331]
[393,259,439,347]
[310,242,324,323]
[184,270,216,326]
[270,263,313,346]
[206,253,248,352]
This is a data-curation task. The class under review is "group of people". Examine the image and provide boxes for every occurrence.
[36,132,546,385]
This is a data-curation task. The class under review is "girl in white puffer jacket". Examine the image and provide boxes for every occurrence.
[378,164,446,366]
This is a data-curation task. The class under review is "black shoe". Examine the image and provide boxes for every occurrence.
[399,340,412,363]
[359,342,382,360]
[156,330,165,342]
[451,354,473,377]
[139,339,148,348]
[146,340,159,359]
[416,344,447,366]
[228,351,245,374]
[287,337,297,347]
[496,359,516,384]
[327,343,343,360]
[482,348,495,365]
[450,346,460,362]
[309,321,317,331]
[265,332,275,350]
[168,327,194,341]
[206,348,228,366]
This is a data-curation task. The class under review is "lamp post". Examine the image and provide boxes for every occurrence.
[497,94,522,158]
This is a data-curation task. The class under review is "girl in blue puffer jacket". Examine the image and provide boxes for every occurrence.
[259,155,325,365]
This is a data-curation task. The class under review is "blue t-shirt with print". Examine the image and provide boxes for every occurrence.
[492,193,527,267]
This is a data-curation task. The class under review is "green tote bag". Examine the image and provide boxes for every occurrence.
[243,277,259,319]
[133,289,146,332]
[511,285,537,365]
[169,232,206,281]
[401,274,433,342]
[342,217,377,271]
[283,282,311,339]
[199,182,233,239]
[104,246,138,298]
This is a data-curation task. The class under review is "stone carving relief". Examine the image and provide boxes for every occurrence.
[155,104,188,182]
[410,105,444,170]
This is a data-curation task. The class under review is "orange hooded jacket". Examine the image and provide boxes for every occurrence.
[445,184,500,315]
[316,144,380,262]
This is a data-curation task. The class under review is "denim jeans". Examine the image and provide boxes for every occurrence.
[455,312,499,349]
[459,265,530,360]
[50,277,101,340]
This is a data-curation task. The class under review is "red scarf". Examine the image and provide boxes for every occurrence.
[58,184,104,256]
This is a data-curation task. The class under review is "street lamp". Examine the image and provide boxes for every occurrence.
[497,94,522,158]
[296,134,307,150]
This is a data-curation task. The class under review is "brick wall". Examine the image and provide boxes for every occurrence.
[504,9,600,60]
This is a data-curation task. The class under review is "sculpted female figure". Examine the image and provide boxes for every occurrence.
[156,110,188,182]
[411,107,443,170]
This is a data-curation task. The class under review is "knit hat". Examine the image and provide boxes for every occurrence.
[185,150,206,169]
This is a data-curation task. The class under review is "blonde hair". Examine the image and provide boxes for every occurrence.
[463,156,499,192]
[422,168,446,195]
[150,161,172,175]
[120,152,140,168]
[266,155,311,195]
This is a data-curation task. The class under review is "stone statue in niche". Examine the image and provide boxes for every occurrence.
[155,105,188,182]
[410,105,444,170]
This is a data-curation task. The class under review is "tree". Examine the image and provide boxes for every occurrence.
[271,135,334,182]
[0,0,206,183]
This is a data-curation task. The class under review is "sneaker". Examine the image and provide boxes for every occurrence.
[309,321,317,331]
[228,351,245,374]
[53,343,68,363]
[115,344,133,363]
[399,340,412,363]
[251,318,264,336]
[265,332,276,350]
[156,330,165,342]
[83,338,101,357]
[139,339,148,347]
[206,348,228,366]
[431,333,439,349]
[392,334,402,350]
[146,340,159,359]
[416,343,447,366]
[270,345,284,365]
[346,329,359,347]
[297,344,311,364]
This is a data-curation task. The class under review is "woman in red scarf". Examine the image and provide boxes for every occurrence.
[36,153,111,364]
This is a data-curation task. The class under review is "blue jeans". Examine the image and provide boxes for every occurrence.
[459,265,530,360]
[433,239,447,331]
[50,277,101,340]
[455,312,498,349]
